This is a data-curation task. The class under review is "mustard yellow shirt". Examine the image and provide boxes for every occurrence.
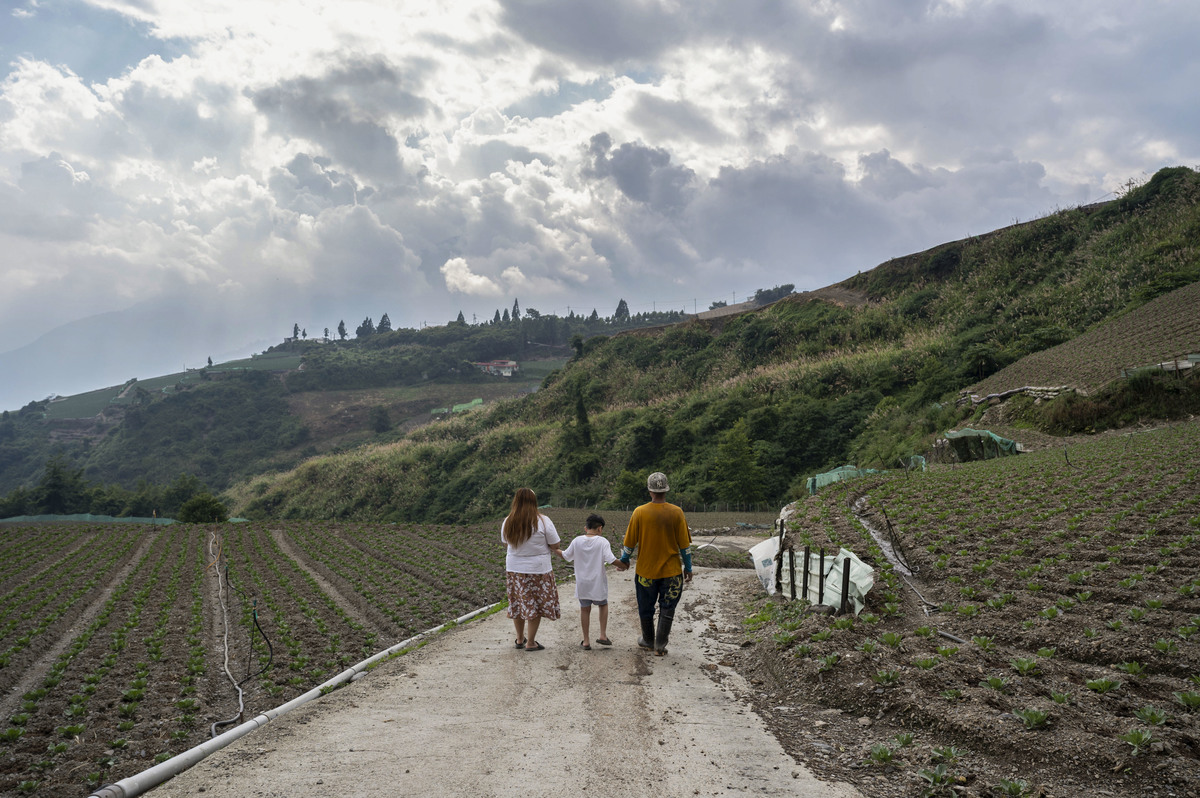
[623,501,691,579]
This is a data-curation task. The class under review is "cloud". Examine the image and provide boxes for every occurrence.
[585,132,696,211]
[441,257,502,295]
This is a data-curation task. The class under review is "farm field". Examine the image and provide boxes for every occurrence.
[0,510,761,795]
[733,420,1200,797]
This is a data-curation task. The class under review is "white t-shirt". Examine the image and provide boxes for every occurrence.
[501,515,561,574]
[561,535,618,602]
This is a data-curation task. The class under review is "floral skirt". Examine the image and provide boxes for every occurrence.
[506,572,561,621]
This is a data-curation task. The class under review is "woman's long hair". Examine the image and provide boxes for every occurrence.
[503,488,541,547]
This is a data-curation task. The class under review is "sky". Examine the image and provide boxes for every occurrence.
[1,0,1198,409]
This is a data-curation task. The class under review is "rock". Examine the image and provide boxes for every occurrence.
[858,717,872,727]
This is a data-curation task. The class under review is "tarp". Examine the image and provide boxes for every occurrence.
[0,513,175,525]
[748,538,874,615]
[806,464,877,495]
[944,428,1018,461]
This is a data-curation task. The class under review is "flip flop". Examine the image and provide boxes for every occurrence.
[595,638,612,646]
[515,639,526,649]
[524,642,545,651]
[580,641,591,650]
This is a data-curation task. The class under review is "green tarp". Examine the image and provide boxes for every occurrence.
[944,428,1019,462]
[0,514,176,525]
[806,465,877,495]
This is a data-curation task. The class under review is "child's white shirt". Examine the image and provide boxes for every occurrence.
[562,535,618,601]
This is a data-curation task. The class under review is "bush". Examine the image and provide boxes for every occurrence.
[177,493,229,523]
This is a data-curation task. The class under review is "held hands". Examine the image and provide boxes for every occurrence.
[614,560,629,571]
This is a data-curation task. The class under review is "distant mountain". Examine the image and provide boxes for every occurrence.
[0,299,272,412]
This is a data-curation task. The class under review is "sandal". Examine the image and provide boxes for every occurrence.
[580,641,591,651]
[524,642,545,651]
[515,639,526,649]
[595,638,612,646]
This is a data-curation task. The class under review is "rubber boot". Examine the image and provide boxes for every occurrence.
[654,614,674,656]
[637,616,655,649]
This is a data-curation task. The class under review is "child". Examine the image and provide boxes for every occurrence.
[560,514,628,649]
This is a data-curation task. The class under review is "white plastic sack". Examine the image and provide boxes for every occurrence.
[749,537,780,595]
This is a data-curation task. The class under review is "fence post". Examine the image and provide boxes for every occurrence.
[839,557,851,615]
[817,547,825,605]
[774,537,785,594]
[801,546,810,605]
[788,544,796,601]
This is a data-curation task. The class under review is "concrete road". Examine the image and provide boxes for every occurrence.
[152,570,862,798]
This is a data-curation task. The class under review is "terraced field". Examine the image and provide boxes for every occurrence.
[0,509,765,796]
[736,420,1200,797]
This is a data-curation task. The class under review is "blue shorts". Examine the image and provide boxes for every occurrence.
[579,598,608,608]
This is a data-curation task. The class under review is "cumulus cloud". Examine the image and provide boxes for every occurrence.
[1,0,1198,408]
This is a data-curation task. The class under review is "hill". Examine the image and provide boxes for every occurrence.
[227,167,1200,522]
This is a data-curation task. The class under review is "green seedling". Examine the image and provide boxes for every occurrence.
[865,744,895,766]
[880,631,903,648]
[1010,658,1040,676]
[1037,647,1057,658]
[817,653,839,673]
[1134,706,1167,726]
[1155,638,1178,655]
[1107,620,1123,631]
[1128,607,1147,621]
[972,635,995,652]
[936,645,958,658]
[1083,627,1099,639]
[1073,591,1092,603]
[915,657,938,670]
[980,675,1008,691]
[1013,708,1049,729]
[871,669,900,686]
[994,778,1031,797]
[1086,678,1121,694]
[930,745,963,764]
[893,732,915,747]
[793,644,813,657]
[940,689,962,701]
[1116,661,1146,677]
[1174,690,1200,711]
[810,630,832,642]
[858,641,875,654]
[1050,691,1071,705]
[914,626,933,637]
[833,617,855,630]
[1119,729,1153,757]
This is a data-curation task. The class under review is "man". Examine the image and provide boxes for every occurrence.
[620,472,692,656]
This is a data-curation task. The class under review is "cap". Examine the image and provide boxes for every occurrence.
[646,472,670,492]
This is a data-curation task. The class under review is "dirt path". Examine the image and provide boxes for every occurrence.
[150,569,863,798]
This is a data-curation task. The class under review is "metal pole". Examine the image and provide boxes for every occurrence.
[788,544,797,601]
[839,557,851,615]
[817,547,825,605]
[801,546,810,604]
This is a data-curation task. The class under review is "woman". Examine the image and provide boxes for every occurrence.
[502,487,561,651]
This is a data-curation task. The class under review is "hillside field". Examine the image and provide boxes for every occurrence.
[732,419,1200,797]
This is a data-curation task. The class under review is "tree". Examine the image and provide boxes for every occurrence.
[34,457,90,515]
[512,299,521,321]
[177,493,229,523]
[356,317,376,338]
[324,327,330,340]
[614,299,630,322]
[302,328,307,339]
[712,420,766,503]
[455,311,466,325]
[378,313,392,333]
[708,300,727,310]
[207,356,213,367]
[502,308,510,323]
[588,309,599,322]
[369,406,391,433]
[337,320,347,340]
[570,334,585,360]
[753,284,795,305]
[525,307,540,319]
[492,309,501,324]
[293,323,300,340]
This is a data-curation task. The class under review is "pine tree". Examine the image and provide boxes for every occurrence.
[614,299,630,322]
[456,310,466,325]
[512,298,521,321]
[378,313,392,333]
[337,320,347,340]
[502,308,510,323]
[292,322,300,339]
[493,309,501,324]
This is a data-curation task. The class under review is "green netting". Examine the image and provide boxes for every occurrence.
[451,398,484,413]
[806,464,877,495]
[0,514,176,525]
[944,428,1019,462]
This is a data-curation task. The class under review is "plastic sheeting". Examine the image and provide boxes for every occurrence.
[805,464,878,495]
[0,513,175,525]
[748,537,875,615]
[944,428,1018,461]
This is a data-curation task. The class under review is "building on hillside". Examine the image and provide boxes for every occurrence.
[473,359,519,377]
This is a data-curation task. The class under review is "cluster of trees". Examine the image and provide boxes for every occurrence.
[0,458,221,520]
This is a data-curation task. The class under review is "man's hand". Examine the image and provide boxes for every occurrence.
[683,570,693,583]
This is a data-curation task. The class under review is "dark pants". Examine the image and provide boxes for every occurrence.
[635,573,684,621]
